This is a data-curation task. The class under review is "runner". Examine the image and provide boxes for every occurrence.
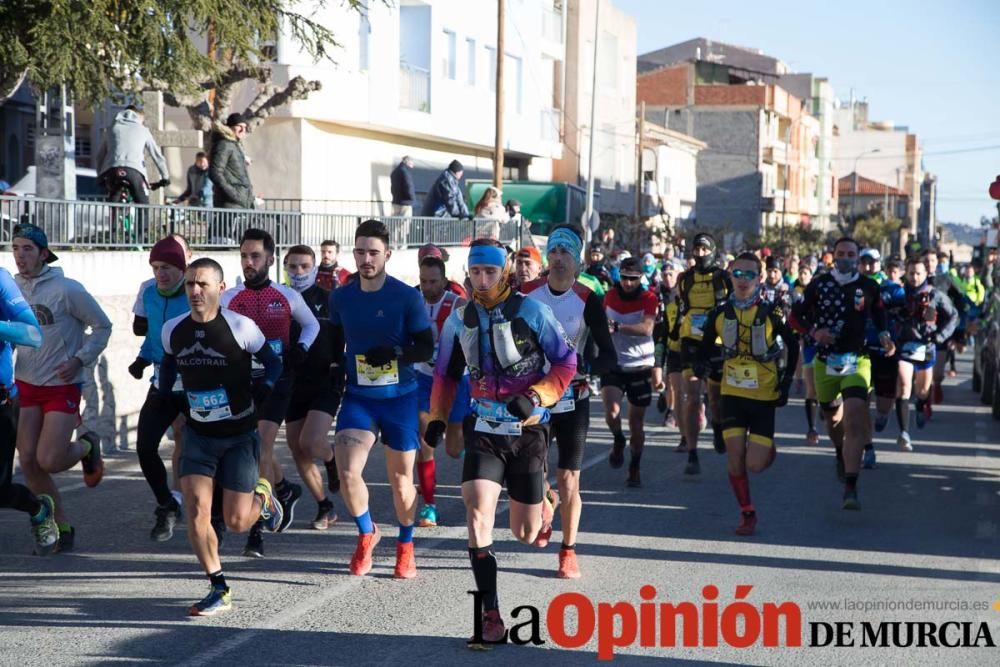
[159,257,285,615]
[674,233,732,475]
[761,256,793,317]
[864,255,905,467]
[513,246,543,288]
[896,257,958,445]
[414,255,470,528]
[602,256,659,486]
[521,225,616,578]
[0,263,59,555]
[654,261,683,431]
[417,244,468,298]
[128,237,190,540]
[427,238,576,641]
[584,241,614,292]
[329,219,434,578]
[282,245,342,530]
[789,237,894,510]
[792,263,820,445]
[222,228,319,557]
[12,224,112,551]
[696,252,798,535]
[316,240,351,291]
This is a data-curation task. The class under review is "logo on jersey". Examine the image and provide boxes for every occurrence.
[195,330,205,338]
[376,310,385,318]
[177,342,227,359]
[30,304,55,326]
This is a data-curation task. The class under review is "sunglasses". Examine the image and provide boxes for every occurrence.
[620,274,642,282]
[731,269,759,280]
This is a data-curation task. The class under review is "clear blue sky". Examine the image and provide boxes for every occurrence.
[614,0,1000,226]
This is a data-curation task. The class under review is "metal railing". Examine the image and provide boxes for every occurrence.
[0,195,519,250]
[399,64,431,112]
[261,198,392,217]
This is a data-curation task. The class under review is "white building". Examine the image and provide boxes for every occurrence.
[231,0,567,205]
[639,122,705,224]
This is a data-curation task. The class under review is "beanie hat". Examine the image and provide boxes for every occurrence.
[225,112,246,127]
[149,238,186,272]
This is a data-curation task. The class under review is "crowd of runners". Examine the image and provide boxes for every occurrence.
[0,219,989,640]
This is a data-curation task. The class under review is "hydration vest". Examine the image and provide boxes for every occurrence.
[719,301,786,368]
[458,294,544,380]
[433,292,459,338]
[679,268,728,315]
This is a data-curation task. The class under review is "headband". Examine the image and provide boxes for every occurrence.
[546,228,583,261]
[468,245,507,268]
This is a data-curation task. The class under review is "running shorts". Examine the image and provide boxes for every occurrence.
[286,386,342,424]
[813,355,872,404]
[550,397,589,471]
[871,353,899,399]
[600,368,652,407]
[179,425,260,493]
[720,395,776,448]
[336,390,420,452]
[256,374,294,425]
[15,381,82,421]
[461,415,547,504]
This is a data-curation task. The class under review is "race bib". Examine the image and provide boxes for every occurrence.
[550,384,577,414]
[725,360,759,389]
[151,365,184,393]
[252,339,284,371]
[690,314,707,339]
[473,399,523,435]
[825,352,858,376]
[901,342,927,362]
[355,354,400,387]
[187,387,232,423]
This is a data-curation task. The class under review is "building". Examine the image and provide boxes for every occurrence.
[639,121,705,228]
[832,99,922,248]
[552,0,637,217]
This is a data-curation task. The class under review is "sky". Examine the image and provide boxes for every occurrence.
[614,0,1000,226]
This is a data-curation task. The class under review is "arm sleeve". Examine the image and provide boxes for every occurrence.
[288,288,320,349]
[429,312,465,423]
[146,131,169,180]
[933,292,959,344]
[66,283,112,366]
[253,341,283,387]
[583,291,617,375]
[0,308,42,348]
[528,304,577,406]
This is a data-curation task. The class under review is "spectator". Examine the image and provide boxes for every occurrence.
[390,156,416,217]
[473,186,508,240]
[96,104,169,205]
[421,159,469,218]
[506,198,533,247]
[209,113,255,209]
[316,240,351,290]
[174,152,213,207]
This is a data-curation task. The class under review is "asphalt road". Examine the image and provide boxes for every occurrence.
[1,355,998,666]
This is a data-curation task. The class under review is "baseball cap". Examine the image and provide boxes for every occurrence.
[860,248,881,261]
[516,246,542,265]
[417,243,444,261]
[12,223,58,263]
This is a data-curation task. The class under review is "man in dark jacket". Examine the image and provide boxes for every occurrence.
[420,159,469,218]
[174,152,213,207]
[209,113,255,209]
[390,156,416,217]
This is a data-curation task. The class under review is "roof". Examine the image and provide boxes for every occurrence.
[638,37,789,76]
[838,172,907,197]
[641,121,708,151]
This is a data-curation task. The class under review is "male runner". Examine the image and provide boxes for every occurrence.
[674,233,731,474]
[283,245,342,530]
[414,255,470,528]
[792,263,820,444]
[428,238,576,641]
[329,219,434,579]
[513,246,543,288]
[863,255,905,467]
[159,258,285,615]
[696,252,797,535]
[602,256,659,486]
[789,237,894,510]
[12,224,112,551]
[316,240,351,291]
[654,261,683,430]
[0,264,59,555]
[222,228,319,557]
[521,225,616,578]
[128,237,190,540]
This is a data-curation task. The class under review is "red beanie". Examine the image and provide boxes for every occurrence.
[149,238,186,272]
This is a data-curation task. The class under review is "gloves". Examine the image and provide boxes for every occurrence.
[289,343,308,369]
[251,381,273,409]
[128,357,152,380]
[424,420,447,448]
[506,392,539,421]
[329,362,346,395]
[775,383,791,408]
[364,345,397,367]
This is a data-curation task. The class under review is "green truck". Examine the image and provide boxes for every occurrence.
[465,180,594,236]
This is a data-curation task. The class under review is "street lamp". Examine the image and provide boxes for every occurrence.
[851,148,881,225]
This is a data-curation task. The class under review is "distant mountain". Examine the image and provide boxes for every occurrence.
[939,221,982,247]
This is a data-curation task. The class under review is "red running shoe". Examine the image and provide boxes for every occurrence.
[735,511,757,536]
[393,541,416,579]
[349,524,381,576]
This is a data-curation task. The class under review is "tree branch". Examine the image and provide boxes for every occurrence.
[241,75,321,130]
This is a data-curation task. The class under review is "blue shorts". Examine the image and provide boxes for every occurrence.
[901,346,936,372]
[802,343,818,367]
[336,390,420,452]
[417,373,472,423]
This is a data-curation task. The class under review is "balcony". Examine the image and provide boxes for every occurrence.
[541,7,564,43]
[399,64,430,112]
[762,143,787,164]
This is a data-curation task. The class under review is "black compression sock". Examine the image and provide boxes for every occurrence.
[469,546,499,611]
[845,474,858,492]
[208,570,227,590]
[895,398,906,431]
[687,448,699,462]
[864,443,874,451]
[804,399,817,430]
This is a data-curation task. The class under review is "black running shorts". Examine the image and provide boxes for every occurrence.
[550,398,589,471]
[600,368,652,407]
[461,415,548,504]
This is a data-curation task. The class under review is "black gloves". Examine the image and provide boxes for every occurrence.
[775,382,792,408]
[364,345,397,367]
[251,382,273,409]
[128,357,152,379]
[424,420,447,448]
[289,343,308,369]
[506,392,539,421]
[329,362,346,395]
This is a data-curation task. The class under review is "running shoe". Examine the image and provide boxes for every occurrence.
[608,434,626,469]
[276,481,302,533]
[712,425,726,454]
[189,586,232,617]
[841,488,861,511]
[79,433,104,488]
[394,541,417,579]
[58,526,75,553]
[533,489,557,548]
[468,609,506,646]
[674,436,687,453]
[325,456,340,495]
[243,524,264,558]
[862,446,877,470]
[897,431,913,452]
[806,429,819,446]
[662,409,677,428]
[557,548,581,579]
[349,524,381,576]
[151,499,181,542]
[254,478,284,533]
[835,455,845,483]
[626,464,641,488]
[873,412,889,433]
[932,382,943,405]
[735,511,757,536]
[684,456,700,475]
[417,503,439,527]
[31,494,59,556]
[311,500,337,530]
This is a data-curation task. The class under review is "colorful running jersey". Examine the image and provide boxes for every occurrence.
[329,275,432,399]
[221,280,319,377]
[604,286,658,369]
[416,291,462,377]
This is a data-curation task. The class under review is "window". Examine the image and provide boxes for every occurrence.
[466,38,476,85]
[442,30,456,80]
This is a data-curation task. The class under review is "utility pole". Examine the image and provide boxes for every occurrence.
[493,0,505,189]
[583,0,601,241]
[635,100,645,224]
